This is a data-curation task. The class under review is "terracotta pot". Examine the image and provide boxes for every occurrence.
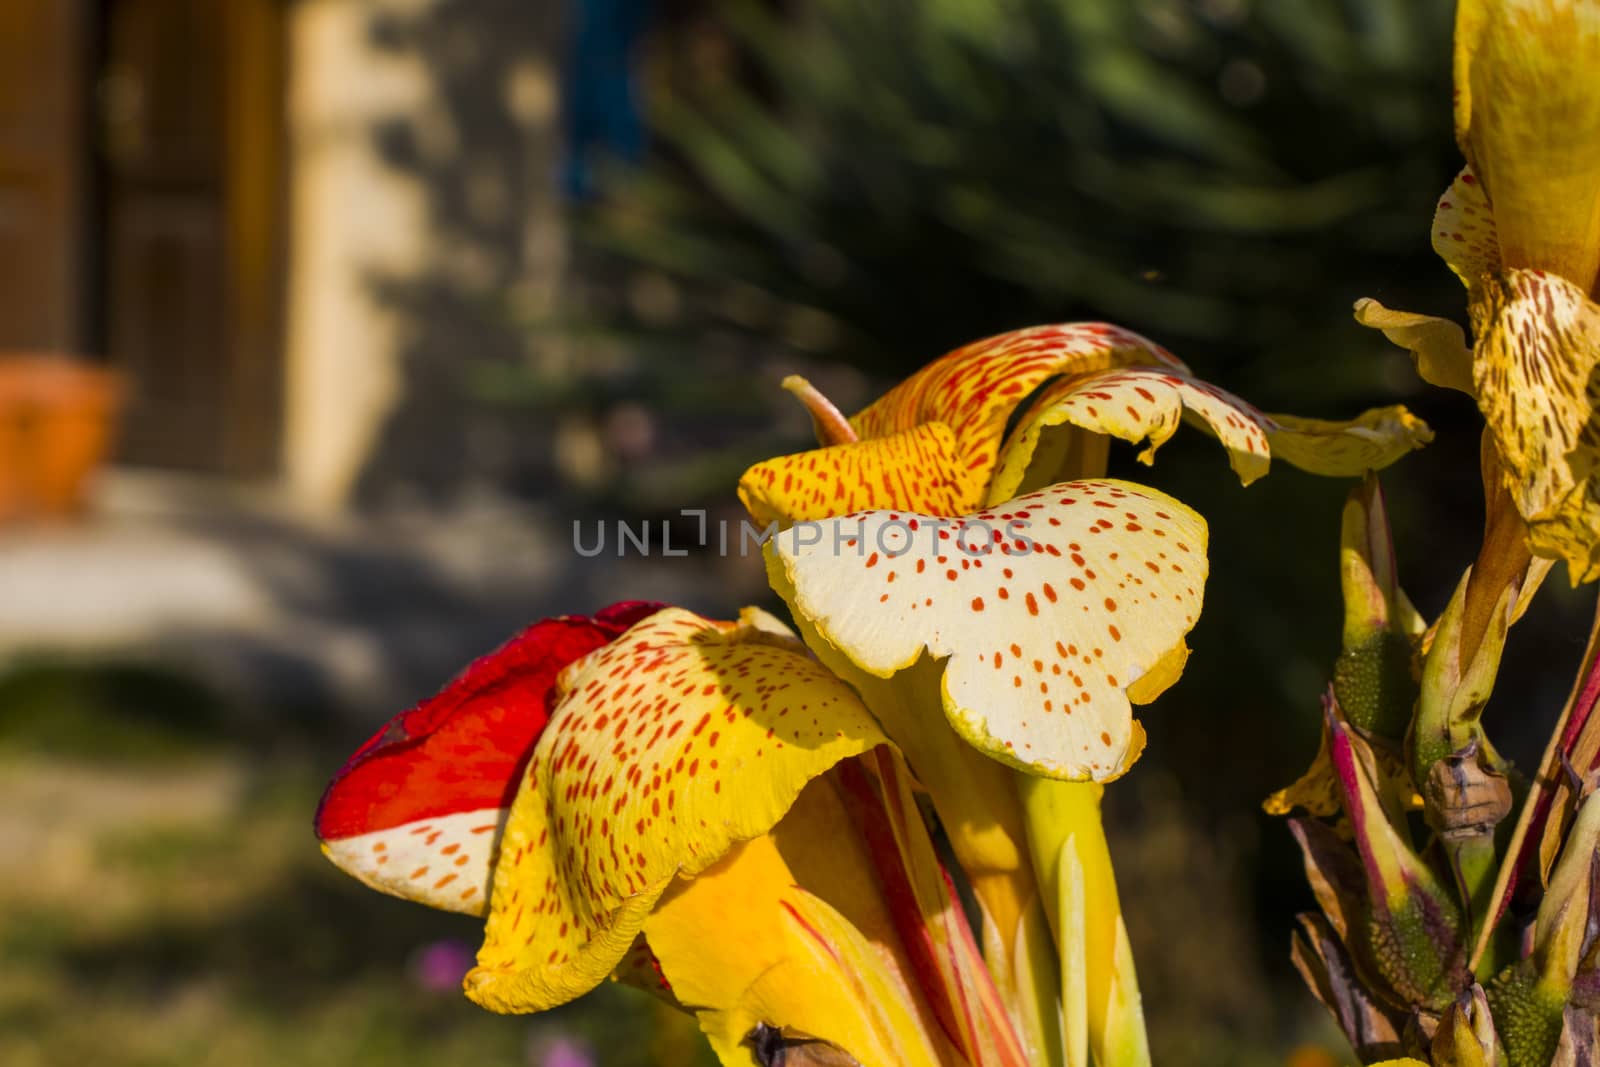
[0,356,123,522]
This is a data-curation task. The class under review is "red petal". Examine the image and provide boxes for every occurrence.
[315,601,663,841]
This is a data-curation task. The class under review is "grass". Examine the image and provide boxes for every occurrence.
[0,659,707,1067]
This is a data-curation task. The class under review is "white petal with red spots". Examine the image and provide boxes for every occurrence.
[1432,167,1501,291]
[322,809,505,914]
[768,480,1208,781]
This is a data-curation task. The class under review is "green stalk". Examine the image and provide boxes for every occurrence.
[1018,776,1151,1067]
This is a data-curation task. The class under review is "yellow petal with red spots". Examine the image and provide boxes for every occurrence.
[987,370,1271,502]
[465,607,887,1012]
[1432,167,1501,293]
[739,423,987,525]
[766,480,1208,781]
[849,324,1189,489]
[1455,0,1600,296]
[989,369,1430,503]
[645,779,958,1067]
[1473,269,1600,584]
[1353,298,1476,395]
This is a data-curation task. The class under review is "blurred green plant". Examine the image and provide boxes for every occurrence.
[0,660,229,765]
[588,0,1457,401]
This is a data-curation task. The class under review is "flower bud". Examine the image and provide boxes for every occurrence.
[1336,476,1420,738]
[1432,985,1505,1067]
[1329,707,1471,1010]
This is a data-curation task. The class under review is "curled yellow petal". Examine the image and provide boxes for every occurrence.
[1455,0,1600,295]
[766,480,1208,781]
[1353,297,1475,395]
[851,324,1189,488]
[988,370,1270,501]
[990,367,1430,503]
[466,608,886,1012]
[1473,269,1600,584]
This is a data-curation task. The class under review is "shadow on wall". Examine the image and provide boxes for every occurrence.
[355,0,571,508]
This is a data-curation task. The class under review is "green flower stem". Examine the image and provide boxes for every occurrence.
[1019,776,1151,1067]
[1448,834,1501,968]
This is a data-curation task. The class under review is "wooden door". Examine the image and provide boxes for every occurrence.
[100,0,284,475]
[0,1,89,353]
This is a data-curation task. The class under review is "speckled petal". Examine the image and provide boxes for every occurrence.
[315,602,662,915]
[1432,167,1501,292]
[990,369,1429,502]
[1353,298,1476,395]
[767,480,1208,781]
[1455,0,1600,295]
[850,324,1189,489]
[1473,269,1600,584]
[739,423,988,525]
[465,607,886,1012]
[988,370,1269,500]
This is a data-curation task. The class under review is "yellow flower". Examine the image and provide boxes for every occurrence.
[1358,0,1600,583]
[318,603,1026,1067]
[738,323,1428,1066]
[741,323,1429,785]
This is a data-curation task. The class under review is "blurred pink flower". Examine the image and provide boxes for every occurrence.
[527,1033,597,1067]
[407,938,475,993]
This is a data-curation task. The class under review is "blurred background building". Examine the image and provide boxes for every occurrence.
[0,2,1589,1065]
[3,0,565,507]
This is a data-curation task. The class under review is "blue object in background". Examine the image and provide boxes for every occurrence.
[562,0,650,200]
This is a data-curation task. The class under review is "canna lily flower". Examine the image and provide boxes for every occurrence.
[1356,0,1600,584]
[766,480,1205,783]
[740,323,1429,1065]
[319,602,1025,1067]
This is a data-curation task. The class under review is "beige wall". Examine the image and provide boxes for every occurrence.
[283,0,425,510]
[281,0,564,511]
